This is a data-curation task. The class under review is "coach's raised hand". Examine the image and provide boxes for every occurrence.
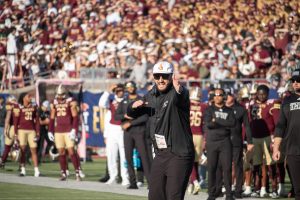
[172,73,181,93]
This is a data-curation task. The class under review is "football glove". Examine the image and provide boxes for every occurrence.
[48,132,55,142]
[69,129,76,141]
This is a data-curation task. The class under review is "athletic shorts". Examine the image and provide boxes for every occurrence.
[55,132,75,149]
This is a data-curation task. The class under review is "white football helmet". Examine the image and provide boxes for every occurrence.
[11,143,20,162]
[55,84,67,99]
[7,95,16,103]
[249,83,258,95]
[189,87,202,101]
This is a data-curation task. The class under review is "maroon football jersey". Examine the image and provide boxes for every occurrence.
[109,100,122,125]
[190,101,207,135]
[7,101,19,126]
[52,97,76,133]
[17,104,39,131]
[249,100,280,138]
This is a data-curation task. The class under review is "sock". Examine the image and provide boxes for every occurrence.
[34,167,39,173]
[20,149,26,165]
[75,153,81,170]
[277,163,285,183]
[21,166,26,174]
[59,154,67,173]
[70,154,79,171]
[1,145,12,162]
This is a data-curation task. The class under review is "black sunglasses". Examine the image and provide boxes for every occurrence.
[291,77,300,83]
[153,73,171,80]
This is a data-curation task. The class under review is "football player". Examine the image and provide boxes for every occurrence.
[187,87,207,195]
[0,95,18,168]
[48,85,81,181]
[14,92,40,177]
[236,85,254,197]
[248,84,280,198]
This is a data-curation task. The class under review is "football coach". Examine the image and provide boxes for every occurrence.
[127,61,194,200]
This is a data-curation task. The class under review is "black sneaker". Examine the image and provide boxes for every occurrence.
[206,196,216,200]
[225,195,235,200]
[98,175,110,183]
[234,192,243,199]
[215,191,224,198]
[127,184,138,189]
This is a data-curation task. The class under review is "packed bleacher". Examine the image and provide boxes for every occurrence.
[0,0,300,90]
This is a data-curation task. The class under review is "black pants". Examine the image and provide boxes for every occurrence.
[146,139,153,166]
[148,148,193,200]
[37,130,54,163]
[124,130,150,185]
[216,146,243,194]
[207,138,232,198]
[287,155,300,200]
[232,146,243,194]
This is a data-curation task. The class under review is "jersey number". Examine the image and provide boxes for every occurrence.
[25,112,32,120]
[57,107,67,117]
[190,111,202,126]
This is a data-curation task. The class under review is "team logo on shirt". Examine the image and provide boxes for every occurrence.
[215,111,228,119]
[163,101,169,108]
[290,102,300,111]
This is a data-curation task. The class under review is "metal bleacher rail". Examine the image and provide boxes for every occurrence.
[1,67,268,94]
[1,70,53,92]
[79,67,268,91]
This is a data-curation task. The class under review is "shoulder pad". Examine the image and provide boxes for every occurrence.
[13,107,20,115]
[273,103,281,109]
[6,103,12,110]
[53,99,58,105]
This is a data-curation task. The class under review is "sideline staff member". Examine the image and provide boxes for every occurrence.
[273,68,300,200]
[204,88,236,200]
[127,61,194,200]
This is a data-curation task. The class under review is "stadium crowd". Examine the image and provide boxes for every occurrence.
[0,0,300,90]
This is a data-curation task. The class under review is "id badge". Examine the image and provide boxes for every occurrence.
[155,134,167,149]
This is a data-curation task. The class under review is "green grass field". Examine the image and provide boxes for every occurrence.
[0,157,147,200]
[0,182,147,200]
[0,157,293,200]
[1,157,107,181]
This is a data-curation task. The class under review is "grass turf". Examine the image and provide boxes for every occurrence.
[1,157,107,182]
[0,182,147,200]
[1,157,293,199]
